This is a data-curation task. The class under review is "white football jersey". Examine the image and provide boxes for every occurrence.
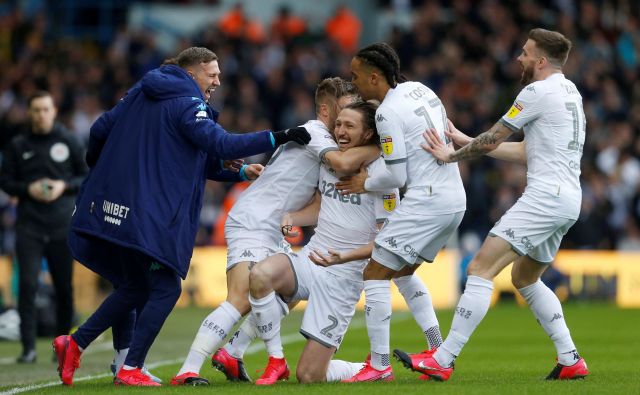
[500,73,584,220]
[376,82,466,214]
[307,157,399,279]
[228,120,338,232]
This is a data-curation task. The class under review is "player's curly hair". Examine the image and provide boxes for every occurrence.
[355,43,407,87]
[343,100,380,146]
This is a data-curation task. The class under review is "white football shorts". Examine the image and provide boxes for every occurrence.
[372,189,465,270]
[490,200,576,263]
[283,245,363,349]
[225,217,291,270]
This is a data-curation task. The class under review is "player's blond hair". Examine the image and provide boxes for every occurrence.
[314,77,359,113]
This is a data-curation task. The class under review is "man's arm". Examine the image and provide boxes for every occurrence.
[180,101,309,160]
[309,222,385,266]
[422,122,513,163]
[323,145,380,176]
[281,191,321,237]
[441,120,526,164]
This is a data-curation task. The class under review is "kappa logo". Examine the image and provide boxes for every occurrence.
[197,103,207,111]
[503,228,516,239]
[376,113,386,122]
[526,85,536,93]
[550,313,563,322]
[240,249,255,258]
[149,262,162,271]
[410,291,426,300]
[384,236,398,248]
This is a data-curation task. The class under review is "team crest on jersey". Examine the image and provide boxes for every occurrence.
[506,102,523,119]
[381,137,393,155]
[50,143,69,162]
[382,193,396,212]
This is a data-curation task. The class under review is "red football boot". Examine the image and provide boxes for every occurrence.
[212,348,251,382]
[255,356,290,385]
[545,358,589,380]
[170,372,209,386]
[52,335,82,386]
[342,360,394,383]
[393,348,453,381]
[115,367,161,386]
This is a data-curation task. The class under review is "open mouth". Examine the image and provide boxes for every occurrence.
[338,138,350,148]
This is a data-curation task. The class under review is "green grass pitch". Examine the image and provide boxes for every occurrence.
[0,302,638,394]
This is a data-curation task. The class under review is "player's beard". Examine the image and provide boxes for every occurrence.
[520,63,534,85]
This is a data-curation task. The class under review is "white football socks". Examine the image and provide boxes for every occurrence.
[224,313,259,359]
[249,292,285,358]
[178,301,241,375]
[326,359,366,382]
[518,279,578,365]
[436,275,493,368]
[364,280,392,370]
[393,274,442,349]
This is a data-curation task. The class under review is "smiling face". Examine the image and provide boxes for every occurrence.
[188,60,221,99]
[516,39,540,86]
[334,108,374,151]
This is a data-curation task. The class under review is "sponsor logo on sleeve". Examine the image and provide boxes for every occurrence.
[195,103,208,120]
[381,137,393,155]
[506,102,523,119]
[382,193,397,212]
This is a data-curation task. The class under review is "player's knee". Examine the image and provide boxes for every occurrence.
[466,258,488,277]
[248,263,271,295]
[296,364,323,383]
[511,272,537,289]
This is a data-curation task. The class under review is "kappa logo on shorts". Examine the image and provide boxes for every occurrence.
[410,291,426,300]
[240,249,255,258]
[384,237,398,248]
[503,228,516,239]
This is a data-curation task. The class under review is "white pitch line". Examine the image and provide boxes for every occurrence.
[0,313,410,395]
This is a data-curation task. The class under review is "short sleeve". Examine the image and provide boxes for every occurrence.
[305,124,338,162]
[500,84,544,131]
[368,159,400,223]
[375,106,407,165]
[373,190,399,224]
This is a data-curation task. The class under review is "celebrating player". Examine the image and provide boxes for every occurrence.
[334,42,466,382]
[247,100,400,384]
[171,78,380,385]
[396,28,589,381]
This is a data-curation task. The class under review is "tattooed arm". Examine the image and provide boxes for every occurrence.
[423,122,513,163]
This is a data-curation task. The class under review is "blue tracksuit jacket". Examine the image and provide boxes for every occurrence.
[69,65,274,278]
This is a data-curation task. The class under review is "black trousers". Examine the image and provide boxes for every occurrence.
[16,230,74,353]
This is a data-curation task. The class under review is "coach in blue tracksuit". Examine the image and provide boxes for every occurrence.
[53,47,310,386]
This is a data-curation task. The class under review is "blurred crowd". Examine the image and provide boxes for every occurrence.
[1,0,639,254]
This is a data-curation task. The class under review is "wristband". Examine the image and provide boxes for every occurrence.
[239,164,249,181]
